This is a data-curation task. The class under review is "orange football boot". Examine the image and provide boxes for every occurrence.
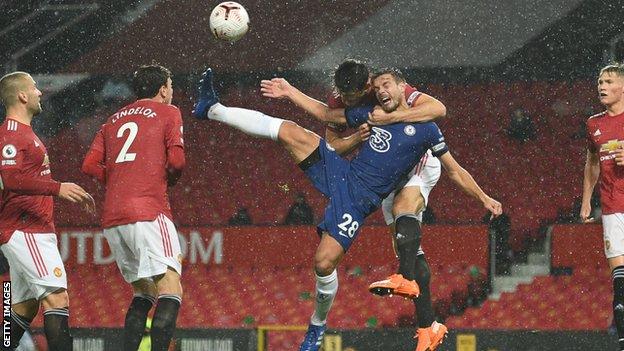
[368,273,420,299]
[414,321,448,351]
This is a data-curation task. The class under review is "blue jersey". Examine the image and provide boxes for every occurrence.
[304,110,448,251]
[346,112,448,205]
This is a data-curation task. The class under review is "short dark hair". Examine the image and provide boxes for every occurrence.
[132,64,171,99]
[371,67,406,83]
[600,63,624,78]
[333,59,369,93]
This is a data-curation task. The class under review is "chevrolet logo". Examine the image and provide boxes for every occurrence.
[600,139,622,153]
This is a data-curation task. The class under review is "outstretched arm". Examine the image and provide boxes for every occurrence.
[368,93,446,125]
[1,169,93,210]
[438,152,502,217]
[580,150,600,222]
[260,78,347,124]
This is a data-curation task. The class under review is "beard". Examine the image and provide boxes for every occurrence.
[381,100,399,113]
[30,102,42,116]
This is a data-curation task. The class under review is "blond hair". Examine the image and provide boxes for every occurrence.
[599,63,624,78]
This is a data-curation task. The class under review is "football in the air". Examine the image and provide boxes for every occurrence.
[209,2,249,42]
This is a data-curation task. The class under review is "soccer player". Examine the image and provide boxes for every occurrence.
[193,67,501,351]
[0,71,95,351]
[81,64,185,351]
[261,60,448,350]
[581,63,624,351]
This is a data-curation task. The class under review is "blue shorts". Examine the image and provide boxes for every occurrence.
[304,140,378,251]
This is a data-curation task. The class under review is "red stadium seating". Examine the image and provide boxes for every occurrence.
[446,267,612,330]
[25,264,479,328]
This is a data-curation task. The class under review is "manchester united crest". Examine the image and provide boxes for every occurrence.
[53,267,63,277]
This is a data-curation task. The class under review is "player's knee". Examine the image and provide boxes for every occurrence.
[314,257,337,276]
[392,194,424,217]
[279,121,319,149]
[277,121,302,144]
[392,200,424,218]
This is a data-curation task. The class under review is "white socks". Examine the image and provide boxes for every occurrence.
[208,103,284,141]
[311,269,338,326]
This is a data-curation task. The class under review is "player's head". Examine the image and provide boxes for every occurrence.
[333,59,370,107]
[132,64,173,104]
[598,63,624,107]
[0,71,42,116]
[371,68,406,113]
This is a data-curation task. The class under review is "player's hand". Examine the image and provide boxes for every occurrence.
[367,106,394,126]
[260,78,293,99]
[615,147,624,166]
[483,196,502,219]
[58,183,96,214]
[580,201,594,223]
[357,123,371,141]
[82,192,96,215]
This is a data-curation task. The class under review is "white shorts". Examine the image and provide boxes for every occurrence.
[602,213,624,258]
[382,151,441,225]
[104,214,182,283]
[0,231,67,304]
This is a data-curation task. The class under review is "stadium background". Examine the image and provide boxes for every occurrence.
[3,0,624,350]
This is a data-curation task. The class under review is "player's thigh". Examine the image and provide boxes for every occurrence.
[41,288,69,310]
[131,278,157,297]
[11,299,39,320]
[153,267,182,297]
[278,121,321,163]
[399,155,441,216]
[602,213,624,269]
[1,232,67,304]
[393,185,425,216]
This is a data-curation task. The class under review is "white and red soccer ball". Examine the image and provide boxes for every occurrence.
[209,2,249,43]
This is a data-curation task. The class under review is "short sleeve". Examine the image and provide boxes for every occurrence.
[89,125,105,154]
[586,121,597,153]
[0,135,27,170]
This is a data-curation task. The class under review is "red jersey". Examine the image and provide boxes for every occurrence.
[87,100,184,228]
[326,84,421,132]
[586,111,624,214]
[0,118,60,243]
